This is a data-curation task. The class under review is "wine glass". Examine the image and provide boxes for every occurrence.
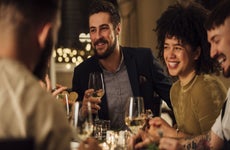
[125,97,146,135]
[72,101,94,142]
[88,72,105,120]
[56,93,70,120]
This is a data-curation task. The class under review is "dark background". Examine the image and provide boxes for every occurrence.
[56,0,224,50]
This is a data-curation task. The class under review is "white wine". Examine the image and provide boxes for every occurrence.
[125,116,146,134]
[76,122,94,141]
[92,89,104,99]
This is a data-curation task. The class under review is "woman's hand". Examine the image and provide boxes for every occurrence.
[128,129,157,149]
[149,117,176,138]
[159,137,184,150]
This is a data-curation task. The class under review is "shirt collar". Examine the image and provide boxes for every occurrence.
[100,49,124,73]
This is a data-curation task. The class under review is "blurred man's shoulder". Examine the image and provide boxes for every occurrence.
[0,58,56,105]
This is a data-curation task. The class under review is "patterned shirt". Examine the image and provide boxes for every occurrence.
[102,53,133,130]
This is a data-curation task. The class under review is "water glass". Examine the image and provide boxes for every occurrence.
[93,119,110,141]
[72,101,94,142]
[56,93,70,119]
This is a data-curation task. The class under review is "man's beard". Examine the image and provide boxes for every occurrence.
[93,37,117,59]
[33,31,53,81]
[214,56,230,78]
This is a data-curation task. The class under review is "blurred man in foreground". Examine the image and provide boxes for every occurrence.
[0,0,72,149]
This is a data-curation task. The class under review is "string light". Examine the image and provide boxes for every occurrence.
[54,32,93,67]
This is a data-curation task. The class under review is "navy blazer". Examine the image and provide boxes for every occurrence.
[72,46,172,120]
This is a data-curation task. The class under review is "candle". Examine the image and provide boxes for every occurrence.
[65,94,69,116]
[74,102,79,128]
[129,98,133,118]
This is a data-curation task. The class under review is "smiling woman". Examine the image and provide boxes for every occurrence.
[152,1,227,138]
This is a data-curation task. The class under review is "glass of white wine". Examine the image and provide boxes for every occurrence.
[72,101,94,142]
[125,96,146,135]
[88,72,105,120]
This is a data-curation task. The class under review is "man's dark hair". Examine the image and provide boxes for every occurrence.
[0,0,61,28]
[205,0,230,30]
[88,0,121,28]
[0,0,62,80]
[155,2,219,75]
[33,30,53,80]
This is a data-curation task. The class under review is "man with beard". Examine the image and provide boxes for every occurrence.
[72,0,172,130]
[0,0,72,149]
[129,1,230,149]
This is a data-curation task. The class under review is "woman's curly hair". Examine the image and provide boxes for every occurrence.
[154,2,219,75]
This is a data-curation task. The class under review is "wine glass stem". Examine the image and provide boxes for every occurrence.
[95,110,99,121]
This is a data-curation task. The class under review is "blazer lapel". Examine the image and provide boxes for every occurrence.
[122,47,140,96]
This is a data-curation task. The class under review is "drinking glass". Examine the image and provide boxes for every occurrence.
[125,96,146,135]
[93,119,110,142]
[88,72,105,120]
[56,93,70,120]
[72,101,94,142]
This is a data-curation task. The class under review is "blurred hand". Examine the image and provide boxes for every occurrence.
[149,117,176,138]
[39,74,68,96]
[127,129,153,149]
[78,138,102,150]
[127,117,178,149]
[80,89,101,117]
[159,137,184,150]
[51,83,68,96]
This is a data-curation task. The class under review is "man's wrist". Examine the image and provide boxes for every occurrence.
[79,107,86,122]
